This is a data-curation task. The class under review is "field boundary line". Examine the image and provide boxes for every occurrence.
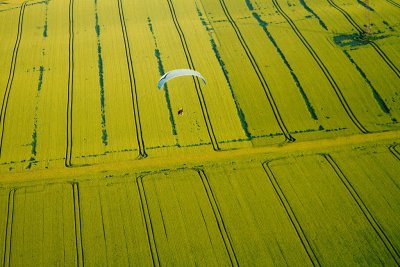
[136,176,160,267]
[326,0,400,78]
[72,183,84,266]
[0,130,399,184]
[166,0,220,151]
[0,0,46,13]
[117,0,147,158]
[262,162,320,266]
[65,0,74,167]
[323,154,400,264]
[0,2,27,157]
[272,0,368,134]
[197,170,239,265]
[2,189,15,267]
[389,144,400,161]
[218,0,295,142]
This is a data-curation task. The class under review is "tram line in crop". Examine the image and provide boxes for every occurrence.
[117,0,147,158]
[65,0,74,167]
[262,161,320,266]
[137,175,160,267]
[0,2,27,157]
[195,3,252,140]
[386,0,400,9]
[72,183,84,266]
[218,0,295,143]
[245,0,319,122]
[198,170,239,266]
[324,154,400,264]
[298,0,394,119]
[388,144,400,161]
[166,0,220,151]
[272,0,369,134]
[2,189,15,267]
[325,0,400,79]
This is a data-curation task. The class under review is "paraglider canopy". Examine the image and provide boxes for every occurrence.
[157,69,206,89]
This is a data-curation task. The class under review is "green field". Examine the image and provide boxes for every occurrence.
[0,0,399,265]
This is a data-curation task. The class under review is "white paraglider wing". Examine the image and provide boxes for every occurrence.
[157,69,206,89]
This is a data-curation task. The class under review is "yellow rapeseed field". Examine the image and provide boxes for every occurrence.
[0,0,399,265]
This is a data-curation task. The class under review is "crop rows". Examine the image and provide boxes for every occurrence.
[0,0,398,170]
[1,143,399,265]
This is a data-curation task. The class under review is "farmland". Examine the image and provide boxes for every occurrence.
[0,0,399,265]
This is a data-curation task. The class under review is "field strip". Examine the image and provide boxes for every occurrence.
[117,0,146,158]
[195,4,252,140]
[246,1,319,122]
[0,2,26,157]
[296,1,394,119]
[326,0,400,78]
[266,154,399,264]
[272,0,368,134]
[323,154,400,264]
[198,170,238,266]
[136,176,160,266]
[0,130,398,184]
[166,0,219,150]
[218,0,294,142]
[262,162,320,266]
[342,50,392,117]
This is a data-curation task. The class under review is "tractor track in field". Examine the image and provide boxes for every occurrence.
[389,144,400,161]
[2,189,15,267]
[98,189,109,265]
[272,0,369,134]
[117,0,147,159]
[262,161,320,266]
[245,0,319,122]
[0,2,26,157]
[65,0,74,167]
[195,3,252,139]
[137,170,239,266]
[323,154,400,264]
[386,0,400,9]
[0,0,45,13]
[342,50,392,117]
[299,0,393,119]
[198,170,239,266]
[136,176,160,266]
[218,0,295,143]
[166,0,220,151]
[72,183,84,266]
[326,0,400,79]
[136,169,239,266]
